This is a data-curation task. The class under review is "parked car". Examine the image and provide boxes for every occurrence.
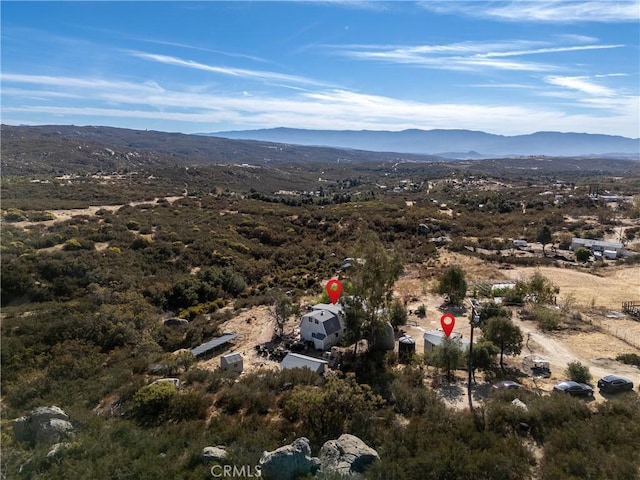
[597,375,634,394]
[553,380,594,397]
[492,380,523,390]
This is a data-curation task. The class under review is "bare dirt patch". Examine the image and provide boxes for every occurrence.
[503,265,640,310]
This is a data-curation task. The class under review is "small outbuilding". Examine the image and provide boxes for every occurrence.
[280,353,328,374]
[423,330,469,353]
[220,352,243,373]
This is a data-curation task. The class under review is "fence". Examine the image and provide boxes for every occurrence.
[622,301,640,320]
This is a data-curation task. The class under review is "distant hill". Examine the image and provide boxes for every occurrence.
[207,127,640,158]
[0,124,449,175]
[2,125,638,179]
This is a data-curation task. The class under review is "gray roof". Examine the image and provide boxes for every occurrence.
[423,330,469,349]
[312,303,344,316]
[571,238,623,250]
[322,315,342,335]
[191,333,237,357]
[280,353,328,373]
[304,309,342,335]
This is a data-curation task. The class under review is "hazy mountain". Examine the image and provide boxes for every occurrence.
[0,124,446,175]
[207,128,640,158]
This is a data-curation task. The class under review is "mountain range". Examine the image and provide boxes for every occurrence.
[207,128,640,159]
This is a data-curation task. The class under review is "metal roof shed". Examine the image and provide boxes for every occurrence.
[191,333,238,357]
[220,352,243,373]
[280,353,328,374]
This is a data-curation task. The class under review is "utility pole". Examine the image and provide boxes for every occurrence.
[467,302,480,412]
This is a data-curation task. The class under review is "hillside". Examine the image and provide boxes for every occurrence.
[209,127,640,158]
[2,123,640,480]
[0,124,445,176]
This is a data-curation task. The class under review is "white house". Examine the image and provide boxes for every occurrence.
[423,330,470,354]
[300,303,346,350]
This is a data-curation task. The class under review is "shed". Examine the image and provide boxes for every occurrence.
[423,330,469,353]
[190,333,238,358]
[280,353,328,374]
[220,353,243,373]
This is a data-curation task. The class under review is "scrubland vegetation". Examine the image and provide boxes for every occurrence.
[2,126,640,479]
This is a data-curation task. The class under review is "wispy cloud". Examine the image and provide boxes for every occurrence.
[545,75,618,97]
[331,39,622,72]
[418,1,640,23]
[3,72,637,136]
[130,37,269,63]
[129,52,334,87]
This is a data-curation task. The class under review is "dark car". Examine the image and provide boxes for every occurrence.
[597,375,634,394]
[553,380,594,397]
[492,380,523,390]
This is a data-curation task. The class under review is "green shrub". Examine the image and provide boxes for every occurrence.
[63,238,83,251]
[564,361,592,384]
[616,352,640,366]
[132,381,178,425]
[574,247,590,262]
[530,305,562,331]
[3,208,26,222]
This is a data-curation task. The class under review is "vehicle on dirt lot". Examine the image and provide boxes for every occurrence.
[492,380,523,390]
[523,356,551,378]
[553,381,594,397]
[597,375,634,394]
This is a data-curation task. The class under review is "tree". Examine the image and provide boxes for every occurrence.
[466,338,499,383]
[482,316,523,372]
[565,361,592,384]
[389,298,408,329]
[345,231,403,349]
[537,225,553,257]
[575,247,591,262]
[430,337,462,382]
[526,271,559,304]
[271,292,293,337]
[437,265,467,306]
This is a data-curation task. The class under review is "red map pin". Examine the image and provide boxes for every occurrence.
[326,279,343,304]
[440,313,456,338]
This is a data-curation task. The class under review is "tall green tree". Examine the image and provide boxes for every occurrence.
[345,231,403,349]
[270,291,293,337]
[430,337,462,382]
[482,316,523,372]
[527,271,559,304]
[466,338,499,383]
[537,224,553,257]
[437,265,467,306]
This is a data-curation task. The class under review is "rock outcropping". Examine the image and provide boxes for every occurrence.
[319,434,379,476]
[201,445,229,464]
[13,406,75,445]
[259,437,320,480]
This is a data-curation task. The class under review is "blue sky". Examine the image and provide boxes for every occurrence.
[2,1,639,137]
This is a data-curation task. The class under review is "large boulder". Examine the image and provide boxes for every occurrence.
[259,437,320,480]
[13,406,74,445]
[202,445,229,464]
[319,434,379,476]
